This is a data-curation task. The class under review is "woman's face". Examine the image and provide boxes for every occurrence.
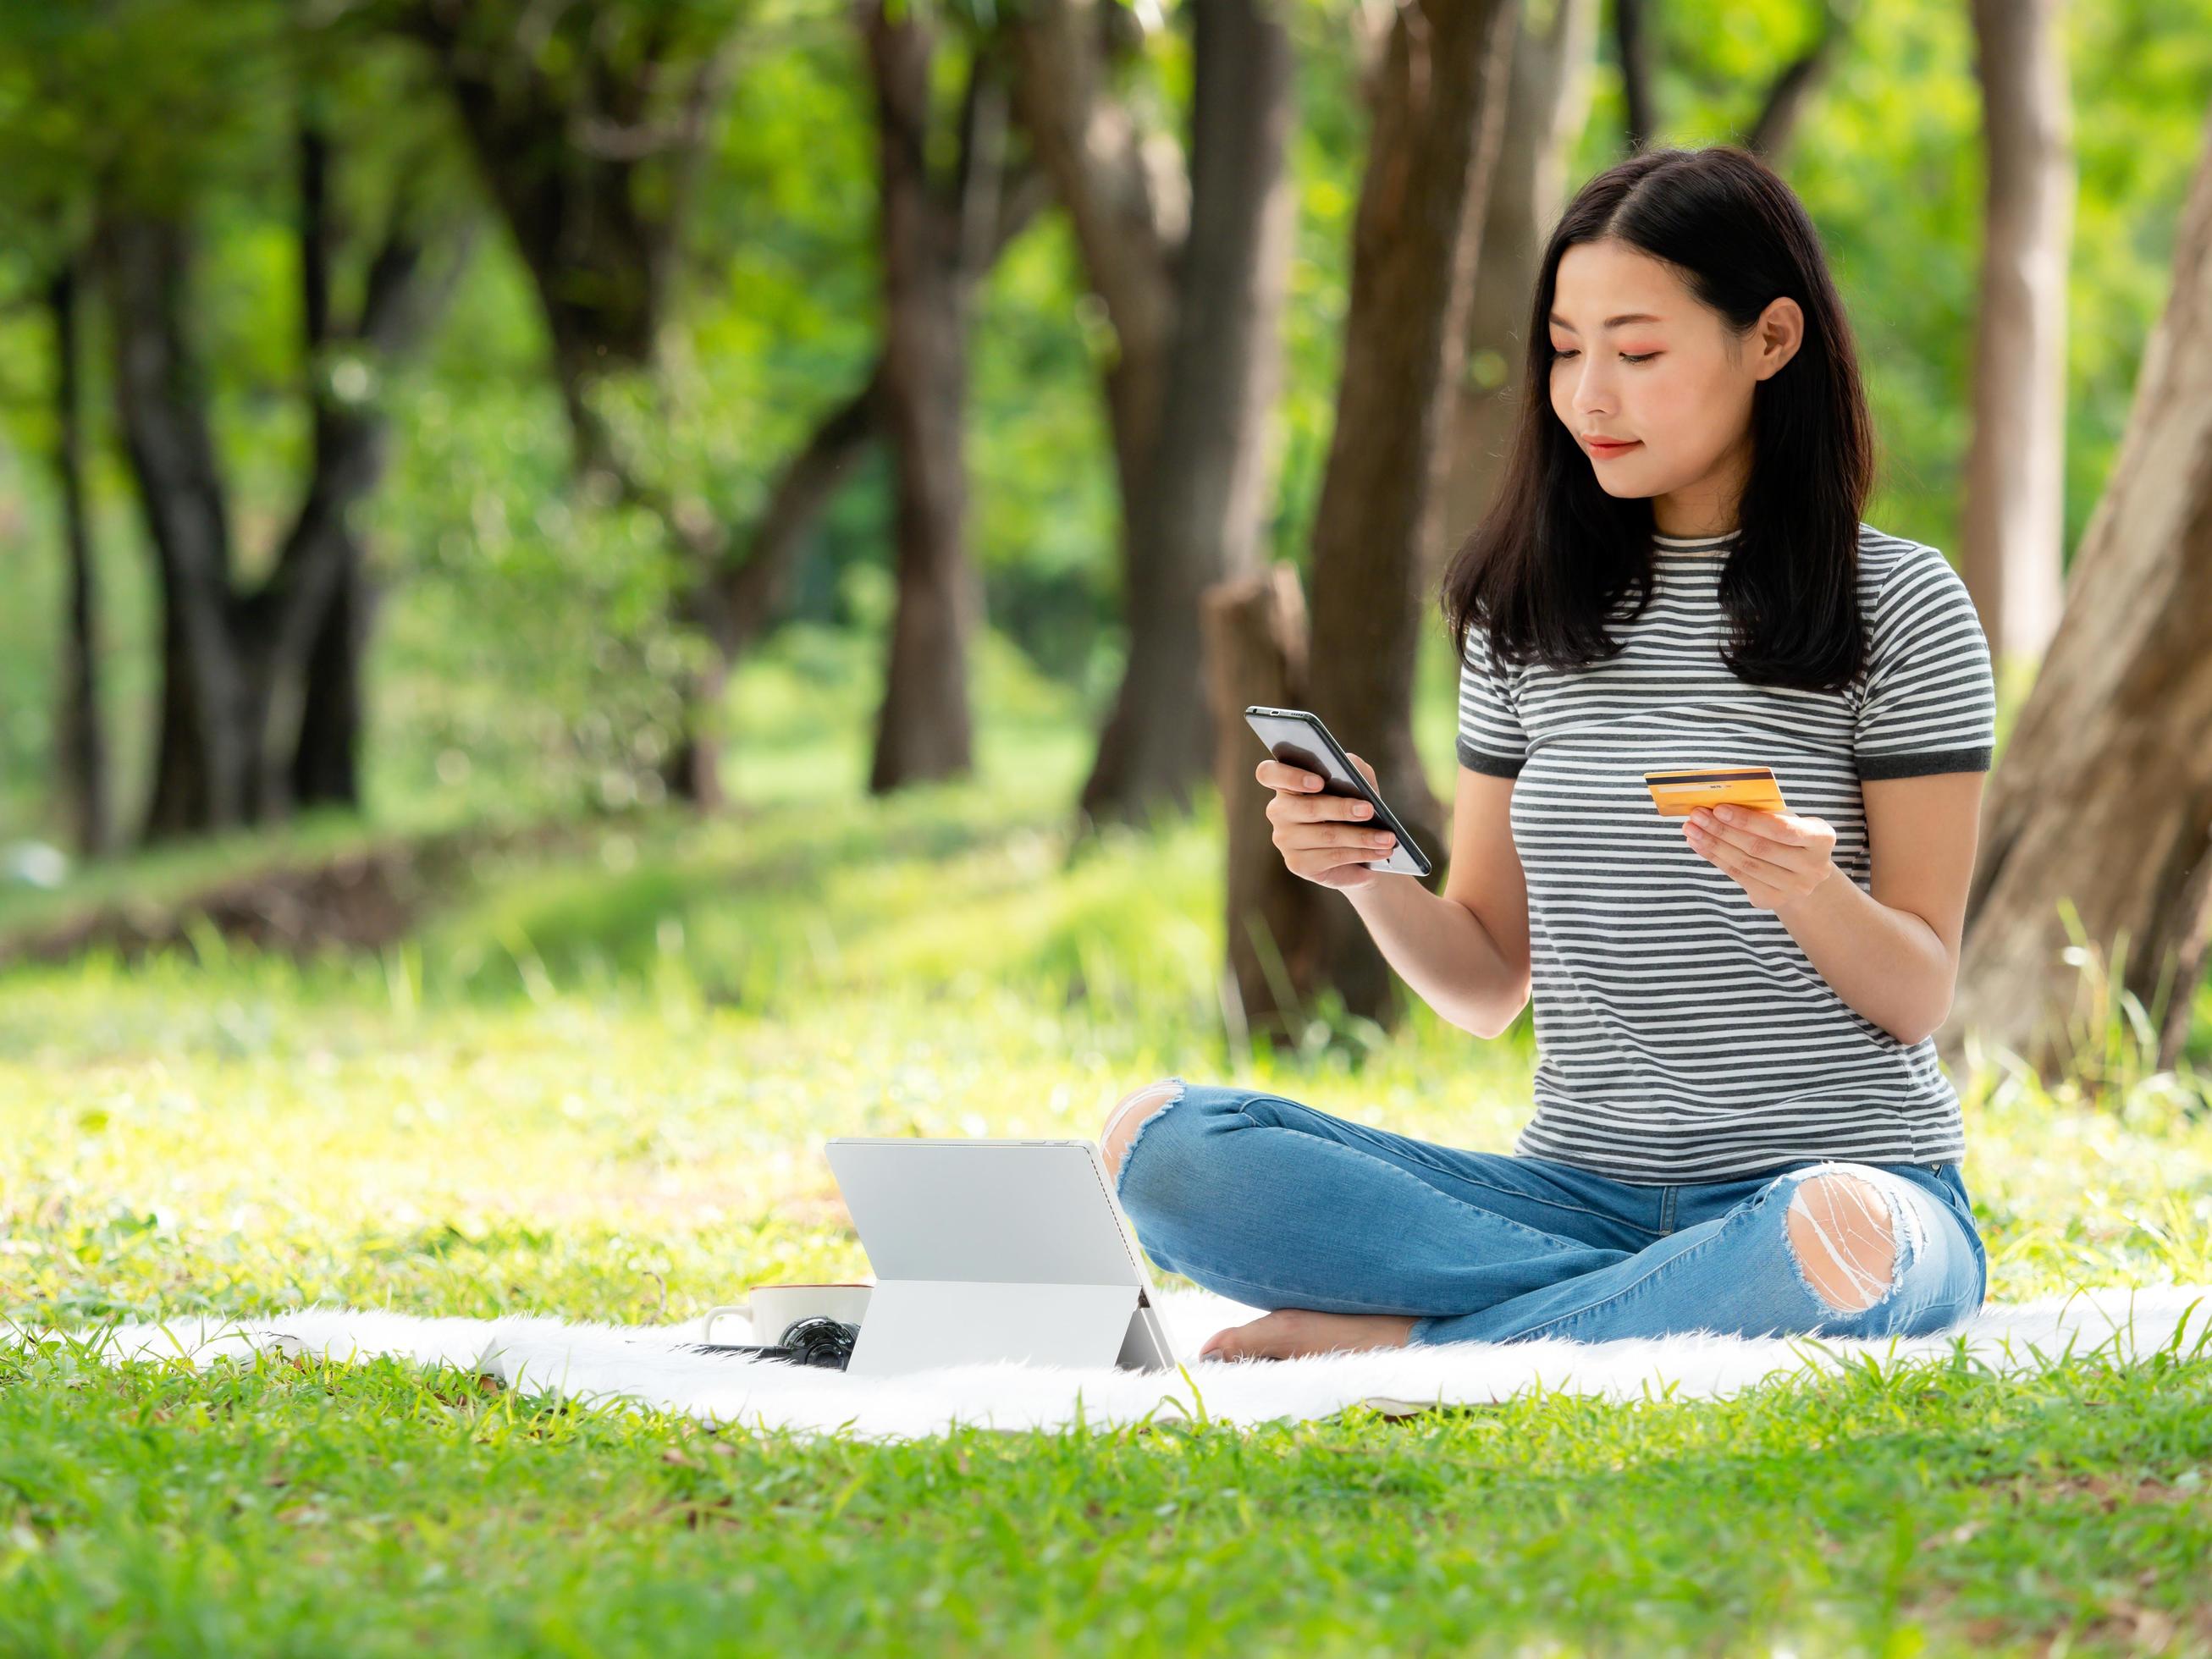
[1545,238,1802,520]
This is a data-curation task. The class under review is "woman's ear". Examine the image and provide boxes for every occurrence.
[1752,296,1806,380]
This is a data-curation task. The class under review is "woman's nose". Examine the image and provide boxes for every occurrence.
[1569,363,1616,420]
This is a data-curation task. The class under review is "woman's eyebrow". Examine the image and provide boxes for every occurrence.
[1547,311,1666,332]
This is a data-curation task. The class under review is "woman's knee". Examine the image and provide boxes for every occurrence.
[1100,1078,1188,1192]
[1767,1161,1923,1318]
[1099,1076,1249,1214]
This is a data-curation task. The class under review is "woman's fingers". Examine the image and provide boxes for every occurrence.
[1687,812,1806,876]
[1686,820,1793,879]
[1263,776,1374,825]
[1713,805,1802,846]
[1255,755,1390,888]
[1255,758,1321,792]
[1288,822,1395,859]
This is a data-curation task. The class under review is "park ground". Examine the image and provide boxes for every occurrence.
[1,628,2208,1657]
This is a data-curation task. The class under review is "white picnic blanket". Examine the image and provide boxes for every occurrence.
[14,1282,2206,1442]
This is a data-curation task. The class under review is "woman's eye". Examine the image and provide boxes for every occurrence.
[1550,347,1578,360]
[1621,351,1659,364]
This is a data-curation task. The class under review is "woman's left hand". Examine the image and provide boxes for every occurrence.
[1684,804,1839,916]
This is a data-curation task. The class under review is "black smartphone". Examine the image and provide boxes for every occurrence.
[1243,706,1432,878]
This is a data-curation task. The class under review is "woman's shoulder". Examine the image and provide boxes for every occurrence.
[1853,521,1978,620]
[1853,521,1953,591]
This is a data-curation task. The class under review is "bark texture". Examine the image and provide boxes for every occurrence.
[862,4,999,792]
[101,120,441,840]
[403,0,1050,805]
[1437,0,1596,570]
[1615,0,1856,159]
[1007,0,1297,830]
[1304,0,1522,1024]
[1947,112,2212,1082]
[1201,564,1316,1047]
[47,256,110,857]
[1961,0,2074,669]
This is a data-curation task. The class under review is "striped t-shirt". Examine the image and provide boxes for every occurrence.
[1455,522,1996,1183]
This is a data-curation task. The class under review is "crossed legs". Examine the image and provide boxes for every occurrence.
[1100,1079,1911,1360]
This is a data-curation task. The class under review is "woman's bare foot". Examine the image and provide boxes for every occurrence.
[1198,1308,1419,1362]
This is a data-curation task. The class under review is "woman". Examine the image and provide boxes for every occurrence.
[1103,145,1994,1364]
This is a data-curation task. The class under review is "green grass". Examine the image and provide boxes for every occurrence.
[2,642,2210,1655]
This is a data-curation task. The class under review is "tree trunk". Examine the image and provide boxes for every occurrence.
[100,115,440,843]
[676,181,1047,805]
[407,2,1054,809]
[1961,0,2074,670]
[47,256,111,857]
[1303,0,1521,1025]
[290,549,374,811]
[1074,0,1297,827]
[250,394,403,818]
[667,358,889,807]
[102,212,262,840]
[862,3,994,792]
[1615,0,1657,152]
[1946,110,2212,1084]
[1007,0,1297,831]
[1438,0,1597,575]
[1613,0,1854,166]
[1005,0,1181,515]
[1742,1,1856,161]
[1201,563,1319,1048]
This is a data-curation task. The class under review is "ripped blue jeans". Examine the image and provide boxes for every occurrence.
[1106,1078,1989,1345]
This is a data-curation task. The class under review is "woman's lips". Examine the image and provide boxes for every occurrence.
[1584,436,1641,459]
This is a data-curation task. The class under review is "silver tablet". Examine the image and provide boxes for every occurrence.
[822,1137,1182,1375]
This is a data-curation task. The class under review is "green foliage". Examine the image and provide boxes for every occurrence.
[1575,0,2212,559]
[4,0,2212,849]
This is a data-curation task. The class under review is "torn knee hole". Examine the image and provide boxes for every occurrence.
[1101,1079,1183,1180]
[1785,1171,1898,1313]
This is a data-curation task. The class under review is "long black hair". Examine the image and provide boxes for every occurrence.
[1437,145,1876,693]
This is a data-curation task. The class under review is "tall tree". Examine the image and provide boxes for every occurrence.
[1614,0,1658,152]
[1960,0,2074,670]
[1947,110,2212,1081]
[1303,0,1522,1023]
[102,102,454,837]
[1007,0,1297,830]
[1437,0,1597,576]
[858,4,1007,792]
[0,13,121,854]
[46,253,110,856]
[1613,0,1859,162]
[390,0,1049,805]
[1205,0,1522,1039]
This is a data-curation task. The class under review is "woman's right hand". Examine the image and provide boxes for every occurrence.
[1257,752,1395,891]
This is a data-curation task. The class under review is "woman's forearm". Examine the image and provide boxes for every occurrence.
[1776,872,1954,1045]
[1343,875,1528,1038]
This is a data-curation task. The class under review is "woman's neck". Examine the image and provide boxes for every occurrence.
[1652,507,1740,537]
[1652,441,1750,537]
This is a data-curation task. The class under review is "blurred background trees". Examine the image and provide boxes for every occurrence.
[2,0,2209,1080]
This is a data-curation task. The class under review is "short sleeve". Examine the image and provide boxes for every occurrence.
[1456,622,1528,778]
[1853,548,1997,780]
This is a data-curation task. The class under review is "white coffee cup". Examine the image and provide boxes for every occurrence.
[702,1281,873,1346]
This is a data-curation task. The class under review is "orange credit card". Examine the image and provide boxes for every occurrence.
[1643,765,1789,817]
